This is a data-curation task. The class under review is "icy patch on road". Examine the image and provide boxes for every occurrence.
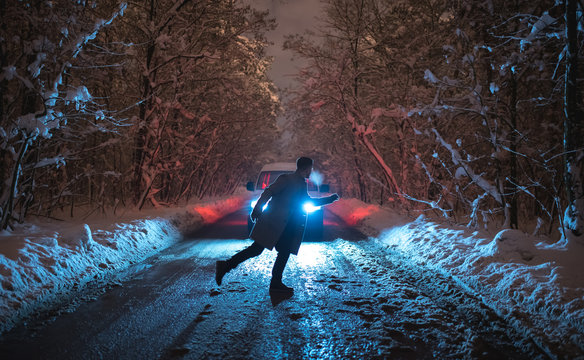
[0,195,247,335]
[328,198,584,356]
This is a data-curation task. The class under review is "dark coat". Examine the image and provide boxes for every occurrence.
[250,172,333,255]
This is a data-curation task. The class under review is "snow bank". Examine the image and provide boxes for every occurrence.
[0,195,247,335]
[328,198,584,354]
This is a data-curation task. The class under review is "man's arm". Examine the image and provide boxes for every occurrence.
[310,193,339,207]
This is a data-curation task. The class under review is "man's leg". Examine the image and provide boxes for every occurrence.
[216,242,264,285]
[270,251,293,292]
[227,242,264,267]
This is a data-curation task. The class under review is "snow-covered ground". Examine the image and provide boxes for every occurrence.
[0,194,248,335]
[2,194,583,355]
[328,198,584,355]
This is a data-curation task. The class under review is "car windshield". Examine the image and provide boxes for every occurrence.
[256,171,318,191]
[256,171,292,190]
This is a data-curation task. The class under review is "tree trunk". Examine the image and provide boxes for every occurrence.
[509,72,519,229]
[132,0,156,205]
[0,0,5,126]
[360,133,405,204]
[1,134,29,229]
[563,0,584,236]
[349,136,367,202]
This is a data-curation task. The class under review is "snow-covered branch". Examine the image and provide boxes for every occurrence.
[431,128,502,204]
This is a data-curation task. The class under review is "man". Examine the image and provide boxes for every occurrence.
[215,157,339,293]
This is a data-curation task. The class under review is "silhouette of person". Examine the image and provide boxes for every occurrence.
[215,157,339,293]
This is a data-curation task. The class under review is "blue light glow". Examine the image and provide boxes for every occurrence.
[303,202,321,213]
[251,199,268,211]
[252,199,319,213]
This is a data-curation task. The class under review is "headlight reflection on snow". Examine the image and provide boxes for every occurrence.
[296,243,325,267]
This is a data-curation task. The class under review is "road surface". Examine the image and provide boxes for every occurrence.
[0,209,547,359]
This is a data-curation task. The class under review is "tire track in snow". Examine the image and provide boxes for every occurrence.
[333,238,549,359]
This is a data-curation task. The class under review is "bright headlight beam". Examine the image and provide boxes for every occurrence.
[303,202,321,213]
[253,199,317,213]
[251,199,268,211]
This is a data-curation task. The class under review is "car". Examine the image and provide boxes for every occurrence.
[245,162,330,239]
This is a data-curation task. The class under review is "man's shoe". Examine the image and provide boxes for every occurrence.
[215,260,230,286]
[269,280,294,293]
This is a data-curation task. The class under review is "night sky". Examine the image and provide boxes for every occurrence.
[246,0,323,89]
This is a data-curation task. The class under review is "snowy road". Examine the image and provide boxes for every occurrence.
[0,210,548,359]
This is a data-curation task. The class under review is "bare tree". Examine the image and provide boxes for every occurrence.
[563,0,584,237]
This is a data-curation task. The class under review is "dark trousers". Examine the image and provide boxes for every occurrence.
[227,241,290,282]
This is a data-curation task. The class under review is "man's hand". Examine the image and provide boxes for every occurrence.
[329,193,340,202]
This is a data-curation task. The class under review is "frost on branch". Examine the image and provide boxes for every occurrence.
[16,111,61,140]
[564,201,584,239]
[64,86,92,110]
[431,128,502,205]
[520,12,558,51]
[424,69,439,84]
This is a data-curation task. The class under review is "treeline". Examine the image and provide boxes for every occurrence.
[286,0,583,236]
[0,0,280,229]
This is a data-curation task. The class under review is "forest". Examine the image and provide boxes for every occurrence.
[0,0,281,229]
[285,0,583,238]
[0,0,582,240]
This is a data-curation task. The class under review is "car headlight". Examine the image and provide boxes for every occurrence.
[303,201,321,213]
[251,199,268,211]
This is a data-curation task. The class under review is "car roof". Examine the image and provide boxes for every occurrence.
[260,162,297,172]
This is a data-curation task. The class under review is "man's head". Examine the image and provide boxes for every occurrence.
[296,157,313,179]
